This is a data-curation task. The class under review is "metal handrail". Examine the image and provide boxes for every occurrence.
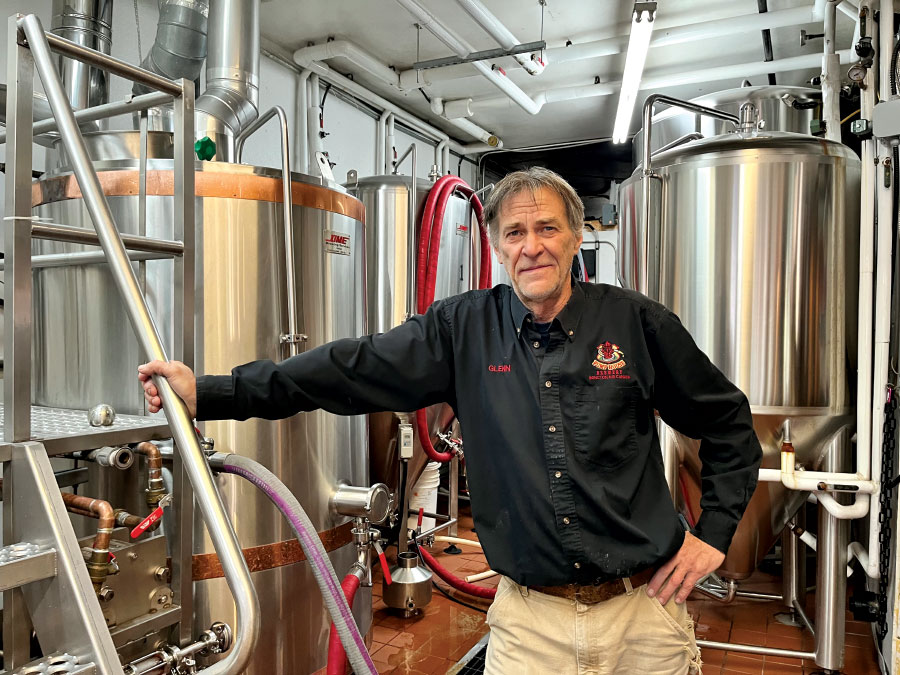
[393,143,418,318]
[639,94,739,298]
[16,15,259,673]
[235,106,304,356]
[632,132,704,172]
[31,221,184,255]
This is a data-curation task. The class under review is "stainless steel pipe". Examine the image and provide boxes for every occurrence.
[31,222,184,255]
[235,105,302,355]
[393,143,418,319]
[19,15,259,672]
[696,639,815,660]
[0,250,171,271]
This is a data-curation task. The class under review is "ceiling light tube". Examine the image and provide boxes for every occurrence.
[612,2,657,143]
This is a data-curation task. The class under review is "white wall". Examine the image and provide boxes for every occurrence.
[0,0,478,216]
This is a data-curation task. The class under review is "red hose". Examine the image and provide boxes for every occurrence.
[678,472,697,528]
[326,573,362,675]
[414,176,492,463]
[419,546,496,599]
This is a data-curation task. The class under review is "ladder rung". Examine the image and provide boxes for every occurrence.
[0,544,57,592]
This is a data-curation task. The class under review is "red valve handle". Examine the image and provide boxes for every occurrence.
[417,507,424,528]
[373,541,392,585]
[131,506,164,539]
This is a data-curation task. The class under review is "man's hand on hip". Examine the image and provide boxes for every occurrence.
[138,360,198,418]
[646,531,725,605]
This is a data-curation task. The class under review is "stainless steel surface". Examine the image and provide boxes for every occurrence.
[393,143,418,319]
[0,91,174,145]
[814,430,848,670]
[332,483,391,524]
[5,16,36,445]
[85,445,134,470]
[31,153,368,671]
[792,599,816,637]
[235,106,302,356]
[31,222,185,255]
[0,250,171,270]
[620,128,860,576]
[782,517,807,612]
[88,404,116,427]
[696,639,814,660]
[8,442,122,673]
[20,17,259,672]
[0,407,170,457]
[383,551,433,615]
[640,94,739,300]
[195,0,259,145]
[50,0,113,112]
[0,545,58,592]
[633,85,820,163]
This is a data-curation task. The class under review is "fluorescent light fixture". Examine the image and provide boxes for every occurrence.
[612,2,657,144]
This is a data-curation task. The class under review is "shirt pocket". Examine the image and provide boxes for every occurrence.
[571,383,640,468]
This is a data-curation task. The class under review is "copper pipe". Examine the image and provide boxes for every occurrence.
[134,441,167,510]
[60,492,115,592]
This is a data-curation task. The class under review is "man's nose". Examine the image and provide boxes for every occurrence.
[522,231,543,257]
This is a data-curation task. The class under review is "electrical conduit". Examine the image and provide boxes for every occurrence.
[209,453,377,675]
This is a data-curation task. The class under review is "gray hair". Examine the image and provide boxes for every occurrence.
[483,167,585,248]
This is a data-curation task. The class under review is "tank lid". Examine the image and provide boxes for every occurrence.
[650,85,820,124]
[643,130,859,171]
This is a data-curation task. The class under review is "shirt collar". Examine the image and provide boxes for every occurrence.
[509,278,583,342]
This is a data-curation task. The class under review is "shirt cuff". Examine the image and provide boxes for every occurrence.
[195,374,235,421]
[692,509,739,554]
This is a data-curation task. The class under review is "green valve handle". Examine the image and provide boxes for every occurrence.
[194,136,216,161]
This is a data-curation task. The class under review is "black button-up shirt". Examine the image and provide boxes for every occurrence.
[197,281,762,587]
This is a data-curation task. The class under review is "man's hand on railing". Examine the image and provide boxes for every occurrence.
[138,360,198,418]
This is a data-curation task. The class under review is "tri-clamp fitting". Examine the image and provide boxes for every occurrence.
[351,517,384,587]
[123,622,232,675]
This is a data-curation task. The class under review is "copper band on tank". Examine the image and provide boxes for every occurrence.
[32,170,365,223]
[190,521,355,580]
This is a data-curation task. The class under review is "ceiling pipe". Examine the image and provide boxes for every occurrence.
[454,0,545,75]
[293,40,401,88]
[465,49,853,114]
[393,0,542,114]
[399,1,857,89]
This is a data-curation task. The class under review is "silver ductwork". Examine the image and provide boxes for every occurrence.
[50,0,114,110]
[133,0,210,96]
[195,0,260,157]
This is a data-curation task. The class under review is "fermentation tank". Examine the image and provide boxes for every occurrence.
[31,131,370,673]
[619,120,859,578]
[349,175,477,494]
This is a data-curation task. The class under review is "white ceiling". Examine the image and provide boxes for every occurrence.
[258,0,858,147]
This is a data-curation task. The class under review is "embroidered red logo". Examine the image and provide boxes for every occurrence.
[488,364,511,372]
[589,341,631,381]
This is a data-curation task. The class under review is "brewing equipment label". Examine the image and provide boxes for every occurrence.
[456,223,469,237]
[324,230,351,256]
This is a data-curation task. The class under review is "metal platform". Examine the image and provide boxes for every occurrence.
[0,406,170,456]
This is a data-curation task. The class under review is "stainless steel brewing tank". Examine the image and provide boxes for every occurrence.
[349,175,477,494]
[618,131,859,577]
[632,85,819,164]
[31,137,370,673]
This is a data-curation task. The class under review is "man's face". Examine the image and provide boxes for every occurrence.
[493,187,583,307]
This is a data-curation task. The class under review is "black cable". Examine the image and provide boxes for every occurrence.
[457,154,464,177]
[420,89,431,104]
[319,82,332,123]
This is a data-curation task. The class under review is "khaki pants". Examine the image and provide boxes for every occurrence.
[484,576,702,675]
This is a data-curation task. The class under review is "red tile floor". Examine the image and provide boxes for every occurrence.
[363,507,882,675]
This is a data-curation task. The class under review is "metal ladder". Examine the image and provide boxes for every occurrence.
[2,14,259,675]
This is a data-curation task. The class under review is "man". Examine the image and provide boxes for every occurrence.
[140,167,761,674]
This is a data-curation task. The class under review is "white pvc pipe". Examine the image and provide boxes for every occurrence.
[293,40,400,88]
[757,467,877,493]
[467,51,853,114]
[866,0,895,580]
[434,535,482,548]
[375,109,390,176]
[443,145,451,176]
[454,0,544,75]
[448,117,501,147]
[822,1,842,142]
[385,113,396,173]
[393,0,542,114]
[465,569,498,583]
[297,69,311,173]
[307,73,322,171]
[435,140,447,173]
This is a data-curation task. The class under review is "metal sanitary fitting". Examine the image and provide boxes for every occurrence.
[88,404,117,427]
[123,622,232,675]
[332,483,391,524]
[98,586,115,603]
[89,446,135,470]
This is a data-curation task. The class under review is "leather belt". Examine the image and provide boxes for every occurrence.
[529,566,657,604]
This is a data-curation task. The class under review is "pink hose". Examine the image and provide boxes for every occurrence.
[419,546,496,599]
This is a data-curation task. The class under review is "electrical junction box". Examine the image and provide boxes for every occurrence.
[398,423,414,460]
[873,99,900,141]
[601,203,618,228]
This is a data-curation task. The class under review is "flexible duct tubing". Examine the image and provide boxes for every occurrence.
[419,544,496,599]
[415,175,491,463]
[133,0,209,97]
[213,454,377,675]
[326,572,362,675]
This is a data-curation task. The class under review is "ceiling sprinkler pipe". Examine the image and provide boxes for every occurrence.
[444,98,474,119]
[454,0,544,75]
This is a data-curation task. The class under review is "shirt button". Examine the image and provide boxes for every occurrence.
[548,425,556,432]
[554,471,562,478]
[545,380,552,388]
[568,330,574,336]
[563,517,571,525]
[533,341,540,348]
[574,562,581,569]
